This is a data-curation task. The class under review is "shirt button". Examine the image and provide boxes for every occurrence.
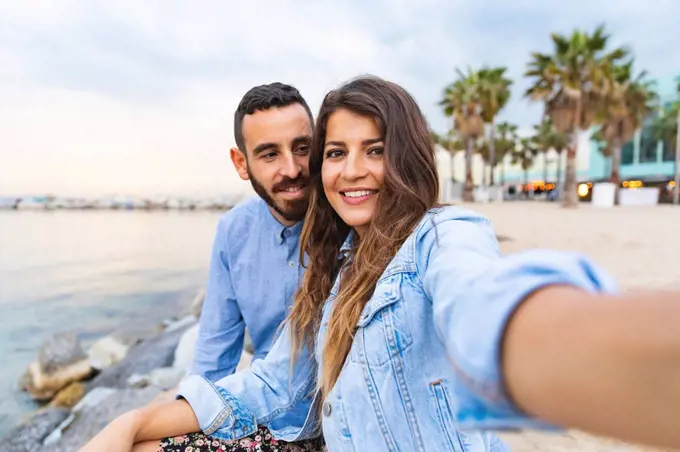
[289,261,295,268]
[323,402,332,417]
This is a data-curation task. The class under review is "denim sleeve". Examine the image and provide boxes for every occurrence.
[418,216,618,430]
[178,321,319,442]
[191,219,245,381]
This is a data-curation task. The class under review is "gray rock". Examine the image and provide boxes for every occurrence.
[38,332,87,374]
[87,324,159,370]
[164,315,196,333]
[86,324,190,390]
[173,323,199,373]
[42,387,118,447]
[127,367,185,390]
[51,387,161,452]
[0,408,69,452]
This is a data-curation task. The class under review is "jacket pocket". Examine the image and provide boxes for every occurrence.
[349,277,413,366]
[430,380,468,452]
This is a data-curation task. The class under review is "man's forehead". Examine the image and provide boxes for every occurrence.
[242,104,312,151]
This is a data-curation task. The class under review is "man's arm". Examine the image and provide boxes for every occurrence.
[191,219,245,381]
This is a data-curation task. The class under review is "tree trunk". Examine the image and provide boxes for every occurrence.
[463,136,474,202]
[563,132,579,208]
[489,120,496,187]
[556,149,563,187]
[501,161,505,185]
[611,138,622,206]
[482,163,488,187]
[543,151,549,183]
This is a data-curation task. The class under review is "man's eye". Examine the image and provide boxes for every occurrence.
[295,146,310,154]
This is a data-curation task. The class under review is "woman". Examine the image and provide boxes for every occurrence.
[82,76,680,452]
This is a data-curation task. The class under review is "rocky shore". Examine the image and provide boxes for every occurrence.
[0,288,253,452]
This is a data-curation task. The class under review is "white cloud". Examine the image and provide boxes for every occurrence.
[0,0,678,196]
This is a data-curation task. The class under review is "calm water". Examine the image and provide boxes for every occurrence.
[0,210,224,436]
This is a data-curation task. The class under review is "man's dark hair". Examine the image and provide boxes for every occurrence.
[234,82,313,154]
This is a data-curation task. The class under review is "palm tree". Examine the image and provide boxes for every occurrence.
[479,67,513,188]
[492,122,519,185]
[532,118,555,184]
[512,138,538,196]
[431,129,463,191]
[599,61,657,204]
[650,85,680,204]
[440,67,485,202]
[525,24,629,207]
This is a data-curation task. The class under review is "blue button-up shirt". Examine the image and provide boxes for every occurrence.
[191,197,305,381]
[179,206,619,451]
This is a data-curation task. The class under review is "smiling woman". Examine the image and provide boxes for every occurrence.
[322,109,385,237]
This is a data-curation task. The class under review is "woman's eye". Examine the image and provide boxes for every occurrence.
[368,146,384,155]
[325,149,344,159]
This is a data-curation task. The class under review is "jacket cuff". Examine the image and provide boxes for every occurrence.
[177,375,258,440]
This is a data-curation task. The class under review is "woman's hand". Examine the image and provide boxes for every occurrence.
[78,410,140,452]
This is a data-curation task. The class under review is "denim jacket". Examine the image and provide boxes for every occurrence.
[178,206,618,451]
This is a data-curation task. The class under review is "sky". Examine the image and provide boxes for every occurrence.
[1,1,678,197]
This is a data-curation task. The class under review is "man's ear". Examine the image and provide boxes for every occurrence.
[230,147,250,181]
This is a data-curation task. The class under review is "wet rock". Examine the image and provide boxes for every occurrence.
[87,324,191,389]
[38,332,87,374]
[0,408,69,452]
[20,332,94,402]
[49,382,86,409]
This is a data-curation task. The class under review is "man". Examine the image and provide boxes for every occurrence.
[192,82,313,381]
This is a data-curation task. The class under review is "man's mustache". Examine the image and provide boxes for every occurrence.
[272,176,309,193]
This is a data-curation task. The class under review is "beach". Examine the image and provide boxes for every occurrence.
[470,201,680,452]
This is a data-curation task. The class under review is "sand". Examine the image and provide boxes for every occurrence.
[465,201,680,452]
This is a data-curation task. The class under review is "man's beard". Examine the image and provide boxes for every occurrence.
[247,168,310,223]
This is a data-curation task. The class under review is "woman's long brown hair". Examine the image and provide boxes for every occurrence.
[288,76,439,402]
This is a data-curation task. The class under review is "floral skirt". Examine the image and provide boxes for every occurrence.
[158,425,326,452]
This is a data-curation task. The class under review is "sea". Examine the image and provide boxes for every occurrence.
[0,209,224,437]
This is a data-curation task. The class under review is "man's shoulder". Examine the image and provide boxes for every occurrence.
[217,196,265,233]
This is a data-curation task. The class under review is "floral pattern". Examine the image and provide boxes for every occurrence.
[158,425,326,452]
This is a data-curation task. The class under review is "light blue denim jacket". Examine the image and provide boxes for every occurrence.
[178,206,618,451]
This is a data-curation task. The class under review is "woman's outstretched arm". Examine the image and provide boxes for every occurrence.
[504,286,680,448]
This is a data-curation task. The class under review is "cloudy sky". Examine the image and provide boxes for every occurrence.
[1,1,678,197]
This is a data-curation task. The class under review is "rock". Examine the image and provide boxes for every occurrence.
[190,288,205,318]
[20,332,94,402]
[88,324,159,370]
[38,332,87,374]
[87,323,191,389]
[42,387,118,446]
[0,408,69,452]
[23,358,94,402]
[164,315,196,333]
[127,367,185,390]
[173,323,199,373]
[49,382,86,409]
[50,387,161,452]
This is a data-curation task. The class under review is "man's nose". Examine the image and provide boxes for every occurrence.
[280,152,302,179]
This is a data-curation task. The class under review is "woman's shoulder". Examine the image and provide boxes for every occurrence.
[413,204,493,239]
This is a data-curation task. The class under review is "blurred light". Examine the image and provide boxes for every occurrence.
[578,183,589,197]
[587,182,593,188]
[669,181,677,189]
[622,181,630,188]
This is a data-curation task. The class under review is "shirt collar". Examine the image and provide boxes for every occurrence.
[259,199,302,244]
[338,231,355,259]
